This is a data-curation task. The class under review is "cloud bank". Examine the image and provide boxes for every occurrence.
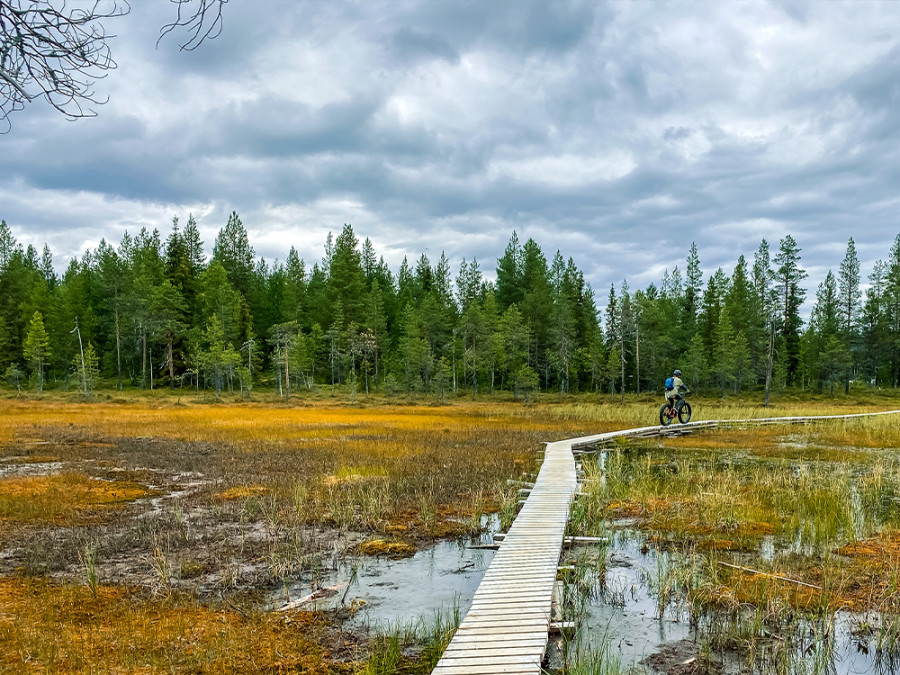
[3,0,899,309]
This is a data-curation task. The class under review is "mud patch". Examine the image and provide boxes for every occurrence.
[641,641,722,675]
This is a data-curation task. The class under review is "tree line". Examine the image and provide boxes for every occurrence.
[1,215,898,401]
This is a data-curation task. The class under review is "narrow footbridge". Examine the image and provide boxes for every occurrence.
[431,409,900,675]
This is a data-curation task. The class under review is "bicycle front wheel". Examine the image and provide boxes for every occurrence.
[678,401,692,424]
[660,403,673,426]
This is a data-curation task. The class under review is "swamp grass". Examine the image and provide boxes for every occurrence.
[0,393,601,673]
[571,407,900,674]
[0,577,357,674]
[2,390,900,673]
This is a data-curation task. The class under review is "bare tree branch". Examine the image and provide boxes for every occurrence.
[0,0,227,132]
[157,0,226,52]
[0,0,129,130]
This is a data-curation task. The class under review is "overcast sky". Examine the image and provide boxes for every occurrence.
[3,0,900,311]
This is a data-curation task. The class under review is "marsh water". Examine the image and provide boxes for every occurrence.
[555,442,900,675]
[272,435,900,674]
[272,515,499,629]
[554,530,894,674]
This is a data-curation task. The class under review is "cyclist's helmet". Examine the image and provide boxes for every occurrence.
[673,369,682,376]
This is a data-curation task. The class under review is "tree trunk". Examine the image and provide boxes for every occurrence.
[764,318,774,407]
[115,308,122,391]
[452,343,457,393]
[330,337,336,396]
[168,338,175,389]
[277,355,283,397]
[285,349,291,401]
[635,327,640,395]
[141,326,147,390]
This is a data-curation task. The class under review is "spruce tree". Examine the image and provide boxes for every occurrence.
[281,247,307,324]
[328,224,367,326]
[212,211,255,297]
[495,231,524,311]
[519,239,552,382]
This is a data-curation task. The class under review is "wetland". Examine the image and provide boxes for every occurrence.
[1,392,900,673]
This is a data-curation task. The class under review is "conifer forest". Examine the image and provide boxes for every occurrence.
[0,214,897,400]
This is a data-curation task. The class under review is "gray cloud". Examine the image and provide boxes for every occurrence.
[2,0,900,315]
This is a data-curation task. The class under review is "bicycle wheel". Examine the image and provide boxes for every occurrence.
[660,403,673,426]
[678,401,692,424]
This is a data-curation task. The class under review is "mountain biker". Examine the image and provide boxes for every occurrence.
[665,369,689,407]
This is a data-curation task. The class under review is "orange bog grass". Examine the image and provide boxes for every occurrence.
[0,578,354,674]
[0,473,148,524]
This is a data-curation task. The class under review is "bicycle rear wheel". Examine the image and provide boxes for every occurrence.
[678,401,692,424]
[660,403,673,426]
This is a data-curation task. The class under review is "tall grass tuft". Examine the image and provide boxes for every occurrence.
[79,540,99,598]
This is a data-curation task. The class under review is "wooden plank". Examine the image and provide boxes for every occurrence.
[436,656,542,668]
[432,665,542,675]
[443,638,548,648]
[441,645,545,658]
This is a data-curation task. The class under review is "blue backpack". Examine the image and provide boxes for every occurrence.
[665,376,675,391]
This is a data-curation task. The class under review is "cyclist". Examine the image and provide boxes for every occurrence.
[665,369,689,407]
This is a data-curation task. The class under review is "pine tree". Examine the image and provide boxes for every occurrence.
[604,284,619,347]
[269,321,299,399]
[363,281,388,390]
[808,270,848,393]
[455,258,484,314]
[280,247,306,324]
[362,237,378,281]
[39,244,56,289]
[152,280,188,389]
[860,260,890,385]
[459,298,486,396]
[200,315,239,398]
[0,219,15,273]
[500,304,530,387]
[683,242,703,332]
[398,304,432,394]
[200,261,243,345]
[773,235,807,385]
[326,300,346,393]
[183,215,206,270]
[838,237,861,392]
[72,341,100,397]
[23,310,51,391]
[4,363,25,392]
[838,238,861,335]
[481,291,501,392]
[96,240,126,389]
[698,268,728,352]
[548,252,576,393]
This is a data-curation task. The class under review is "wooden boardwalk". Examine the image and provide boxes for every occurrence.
[431,438,577,674]
[431,409,900,675]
